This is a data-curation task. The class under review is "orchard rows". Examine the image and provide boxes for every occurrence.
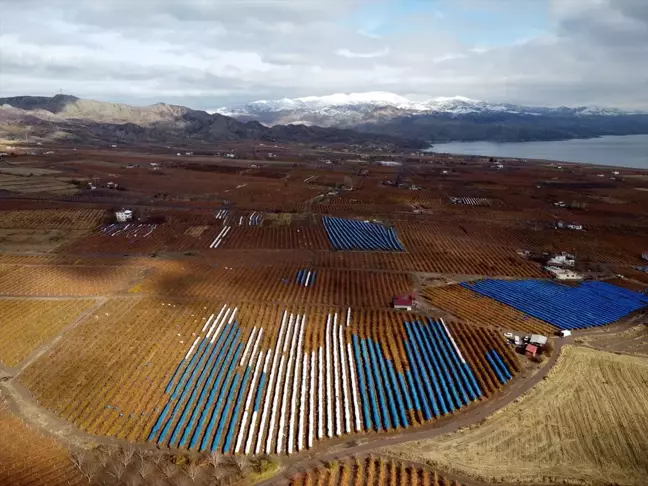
[289,456,462,486]
[20,299,519,454]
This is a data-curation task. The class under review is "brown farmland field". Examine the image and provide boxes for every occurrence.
[288,455,462,485]
[0,263,148,296]
[0,228,88,253]
[19,299,518,449]
[420,284,558,334]
[314,250,545,277]
[133,262,412,308]
[218,226,331,250]
[0,173,77,195]
[383,346,648,486]
[0,298,96,368]
[0,209,105,229]
[0,396,82,486]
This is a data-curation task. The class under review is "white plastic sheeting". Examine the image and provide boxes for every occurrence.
[266,313,295,453]
[287,315,305,454]
[440,318,465,363]
[255,311,288,454]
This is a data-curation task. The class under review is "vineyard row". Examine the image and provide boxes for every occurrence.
[147,307,517,454]
[18,299,519,448]
[288,455,461,486]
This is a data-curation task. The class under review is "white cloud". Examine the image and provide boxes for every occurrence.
[0,0,646,109]
[336,48,390,59]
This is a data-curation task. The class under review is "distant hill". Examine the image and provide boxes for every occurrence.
[0,94,426,148]
[215,92,648,142]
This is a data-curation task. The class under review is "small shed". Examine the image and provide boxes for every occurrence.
[525,344,538,358]
[392,296,413,311]
[115,209,133,223]
[529,334,548,346]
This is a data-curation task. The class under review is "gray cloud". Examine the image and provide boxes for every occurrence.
[0,0,647,110]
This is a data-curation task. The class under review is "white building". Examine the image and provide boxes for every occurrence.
[529,334,548,346]
[547,252,576,267]
[545,266,583,281]
[115,209,133,223]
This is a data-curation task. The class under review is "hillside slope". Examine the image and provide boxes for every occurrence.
[0,95,426,148]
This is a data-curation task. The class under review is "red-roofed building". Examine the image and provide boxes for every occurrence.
[525,344,538,358]
[393,295,414,311]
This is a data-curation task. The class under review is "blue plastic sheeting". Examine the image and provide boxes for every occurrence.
[461,279,648,329]
[199,342,243,451]
[188,329,241,449]
[488,350,512,382]
[322,216,405,251]
[349,319,488,432]
[222,367,252,452]
[253,373,266,412]
[402,319,491,417]
[295,269,316,286]
[177,324,236,448]
[485,351,508,384]
[352,336,372,430]
[147,321,244,449]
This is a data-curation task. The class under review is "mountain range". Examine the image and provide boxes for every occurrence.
[216,92,648,143]
[0,95,425,148]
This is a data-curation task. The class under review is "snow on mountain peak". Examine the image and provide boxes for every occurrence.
[213,91,642,127]
[295,91,410,107]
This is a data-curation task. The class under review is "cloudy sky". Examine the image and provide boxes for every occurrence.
[1,0,647,110]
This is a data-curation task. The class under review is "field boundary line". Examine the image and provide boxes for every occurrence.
[13,297,110,375]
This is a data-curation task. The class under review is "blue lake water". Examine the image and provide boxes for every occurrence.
[428,134,648,170]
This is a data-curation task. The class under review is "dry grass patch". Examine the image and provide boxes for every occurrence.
[382,346,648,485]
[0,228,88,253]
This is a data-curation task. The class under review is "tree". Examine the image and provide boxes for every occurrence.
[209,452,224,469]
[160,462,177,480]
[185,463,202,483]
[119,446,135,467]
[109,462,126,482]
[137,460,155,479]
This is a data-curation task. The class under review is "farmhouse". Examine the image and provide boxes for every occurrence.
[545,266,583,281]
[529,334,548,346]
[115,208,133,222]
[392,295,413,311]
[547,252,575,267]
[525,344,538,358]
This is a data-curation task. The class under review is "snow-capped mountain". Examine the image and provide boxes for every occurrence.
[214,92,643,128]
